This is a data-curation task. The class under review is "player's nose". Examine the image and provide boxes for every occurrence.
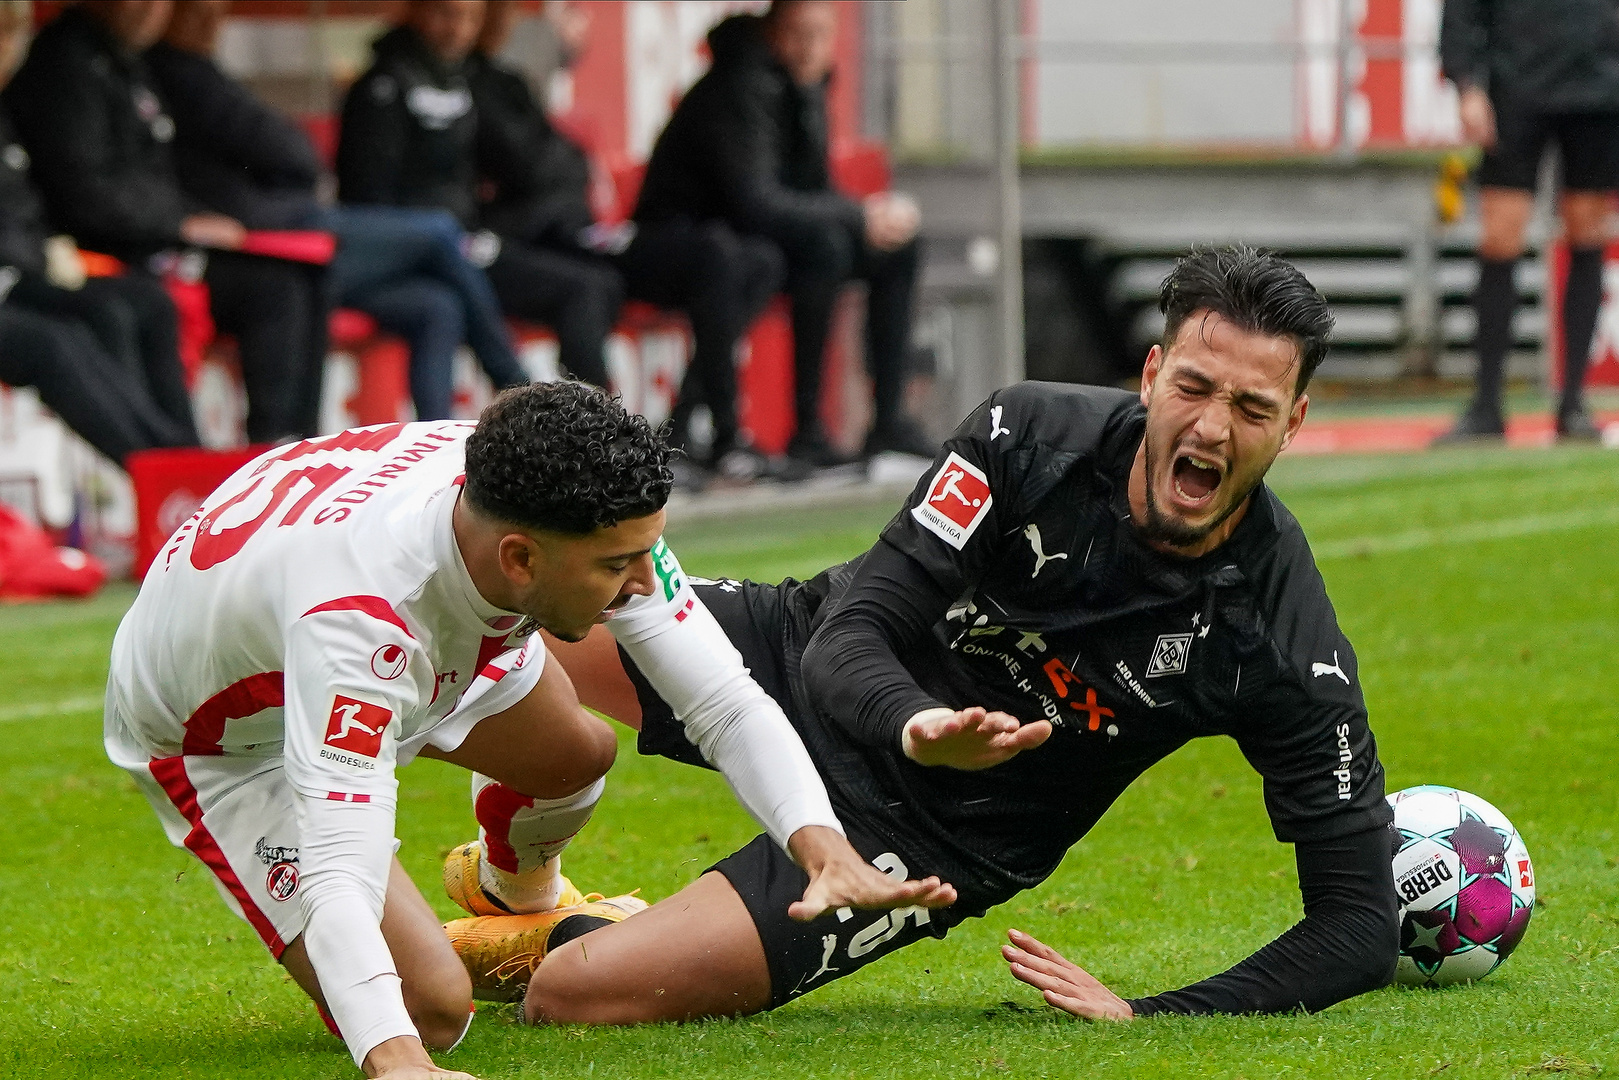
[623,552,657,597]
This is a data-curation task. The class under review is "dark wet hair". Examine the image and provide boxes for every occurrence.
[463,382,673,535]
[1159,245,1334,394]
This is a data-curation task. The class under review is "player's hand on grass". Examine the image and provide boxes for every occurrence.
[362,1035,480,1080]
[1001,928,1133,1022]
[902,706,1052,770]
[785,824,957,922]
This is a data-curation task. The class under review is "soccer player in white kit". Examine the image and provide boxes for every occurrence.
[106,382,954,1080]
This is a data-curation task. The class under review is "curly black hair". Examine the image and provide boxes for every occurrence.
[463,382,674,534]
[1160,245,1335,395]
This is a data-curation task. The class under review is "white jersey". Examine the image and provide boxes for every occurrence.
[107,421,844,1067]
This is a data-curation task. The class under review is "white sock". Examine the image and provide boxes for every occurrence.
[470,774,603,913]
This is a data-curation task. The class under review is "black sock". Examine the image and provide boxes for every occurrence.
[1560,246,1604,418]
[1472,257,1518,417]
[546,913,613,950]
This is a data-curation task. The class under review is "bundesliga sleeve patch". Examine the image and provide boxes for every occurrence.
[320,695,392,767]
[911,452,993,550]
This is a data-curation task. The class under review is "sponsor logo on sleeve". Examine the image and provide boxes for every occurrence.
[651,538,686,602]
[370,643,408,680]
[911,452,993,550]
[321,695,392,767]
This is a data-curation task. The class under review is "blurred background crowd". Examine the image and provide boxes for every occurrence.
[0,0,1615,583]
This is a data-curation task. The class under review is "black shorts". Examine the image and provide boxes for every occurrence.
[621,577,977,1009]
[1477,100,1619,191]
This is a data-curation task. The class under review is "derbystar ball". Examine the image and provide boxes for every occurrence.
[1387,785,1535,987]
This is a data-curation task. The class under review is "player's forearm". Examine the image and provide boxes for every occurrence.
[1129,827,1398,1016]
[295,795,418,1067]
[801,541,952,750]
[621,601,845,849]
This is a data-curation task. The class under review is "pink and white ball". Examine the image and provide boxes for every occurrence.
[1387,785,1535,987]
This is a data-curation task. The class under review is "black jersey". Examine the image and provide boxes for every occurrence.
[797,382,1393,903]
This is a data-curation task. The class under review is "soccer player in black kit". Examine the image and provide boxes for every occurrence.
[446,247,1401,1023]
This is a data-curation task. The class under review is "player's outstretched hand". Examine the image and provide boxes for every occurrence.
[902,706,1052,770]
[785,824,957,922]
[1001,928,1133,1021]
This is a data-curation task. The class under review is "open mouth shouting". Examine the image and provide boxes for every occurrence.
[1169,451,1224,513]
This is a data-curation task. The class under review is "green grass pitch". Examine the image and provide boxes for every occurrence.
[1,445,1615,1079]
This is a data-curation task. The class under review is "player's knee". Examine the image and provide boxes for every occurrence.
[523,940,641,1025]
[406,968,474,1049]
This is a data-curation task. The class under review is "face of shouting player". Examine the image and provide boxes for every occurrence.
[502,511,665,642]
[1130,310,1309,558]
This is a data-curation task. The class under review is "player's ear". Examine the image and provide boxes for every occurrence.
[497,532,542,589]
[1140,344,1163,407]
[1279,391,1309,452]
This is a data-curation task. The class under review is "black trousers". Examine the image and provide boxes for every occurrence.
[484,241,623,388]
[772,219,919,441]
[0,304,194,464]
[618,217,784,456]
[202,251,329,443]
[7,271,200,446]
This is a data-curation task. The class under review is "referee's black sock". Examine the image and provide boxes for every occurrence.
[1471,256,1518,420]
[1559,246,1604,420]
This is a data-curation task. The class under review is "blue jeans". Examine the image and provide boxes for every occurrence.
[306,206,527,420]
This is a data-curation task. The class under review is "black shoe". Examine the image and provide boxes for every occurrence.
[1431,406,1505,447]
[786,430,858,469]
[711,443,772,483]
[1556,406,1601,441]
[863,416,938,459]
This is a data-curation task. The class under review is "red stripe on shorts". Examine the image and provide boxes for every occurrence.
[325,791,372,803]
[303,595,415,639]
[182,671,285,756]
[148,755,287,958]
[474,782,536,874]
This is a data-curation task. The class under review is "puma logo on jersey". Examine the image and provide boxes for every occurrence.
[1312,651,1350,685]
[1023,524,1068,578]
[989,405,1011,441]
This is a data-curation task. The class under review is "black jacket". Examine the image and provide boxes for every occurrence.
[0,113,48,276]
[1441,0,1619,111]
[146,42,322,230]
[634,13,861,239]
[467,51,593,247]
[2,6,192,260]
[338,26,479,227]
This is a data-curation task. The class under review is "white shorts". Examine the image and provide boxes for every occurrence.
[108,726,311,957]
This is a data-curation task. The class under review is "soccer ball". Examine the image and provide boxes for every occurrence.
[1387,785,1535,986]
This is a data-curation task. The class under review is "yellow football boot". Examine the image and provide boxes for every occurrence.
[444,894,649,1001]
[442,841,586,916]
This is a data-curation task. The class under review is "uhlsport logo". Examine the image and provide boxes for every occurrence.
[912,452,993,550]
[323,695,392,759]
[371,643,408,680]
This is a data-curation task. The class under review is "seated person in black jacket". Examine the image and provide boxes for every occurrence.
[338,0,621,390]
[471,0,783,480]
[147,0,527,423]
[3,0,325,444]
[0,5,196,464]
[636,1,930,469]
